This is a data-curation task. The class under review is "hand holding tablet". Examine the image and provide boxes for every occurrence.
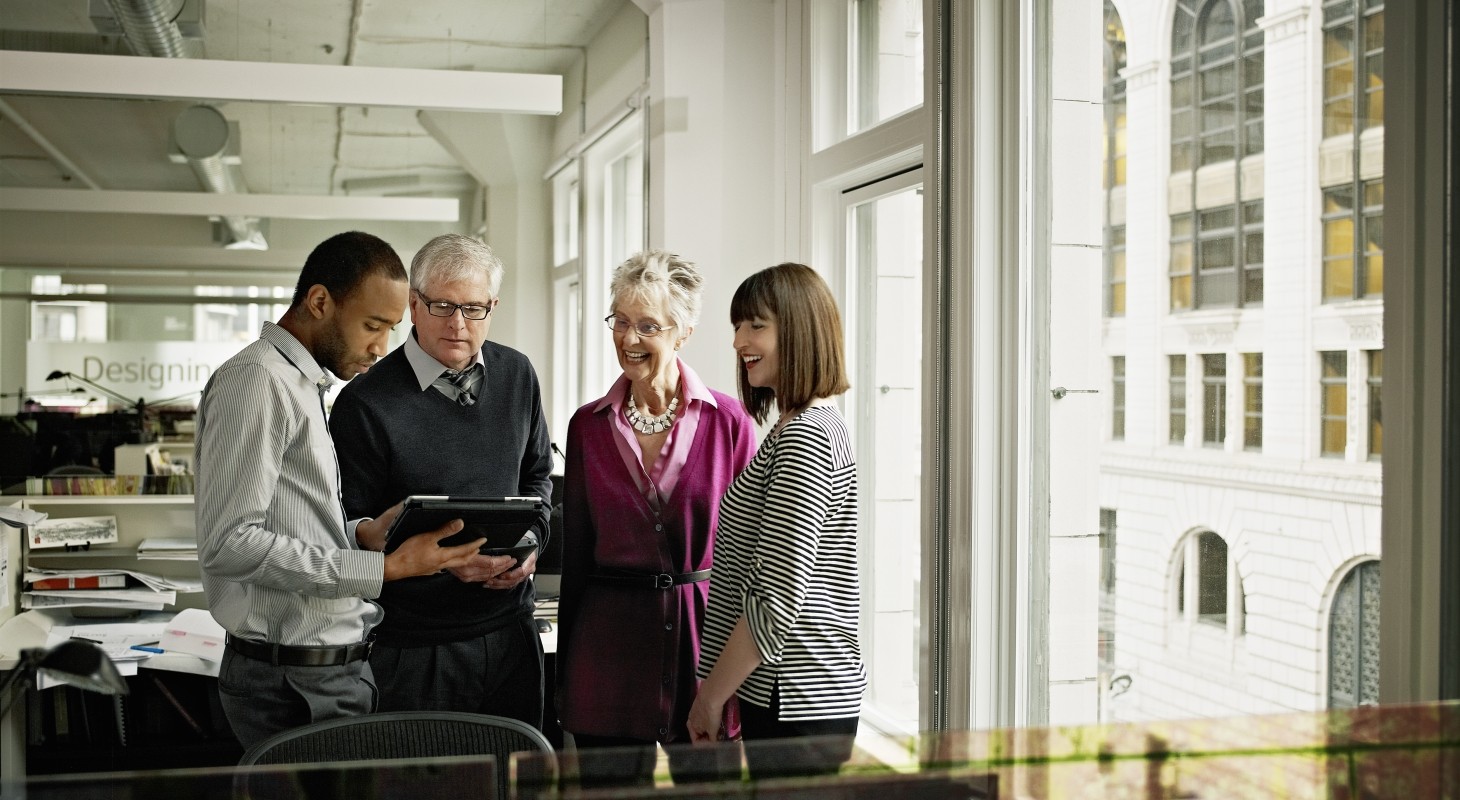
[383,496,545,567]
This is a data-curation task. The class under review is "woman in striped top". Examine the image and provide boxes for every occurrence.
[688,262,866,779]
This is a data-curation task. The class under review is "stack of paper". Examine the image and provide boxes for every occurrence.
[22,568,201,611]
[136,537,198,560]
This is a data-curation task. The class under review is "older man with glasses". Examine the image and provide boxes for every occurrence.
[329,233,553,730]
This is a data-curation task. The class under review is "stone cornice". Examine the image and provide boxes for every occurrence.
[1258,6,1311,42]
[1120,61,1161,91]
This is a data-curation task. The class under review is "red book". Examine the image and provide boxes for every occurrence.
[29,574,128,590]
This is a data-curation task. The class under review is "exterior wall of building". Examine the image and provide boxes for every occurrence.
[1090,0,1383,722]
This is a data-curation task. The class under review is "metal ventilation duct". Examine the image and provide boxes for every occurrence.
[101,0,195,58]
[104,0,267,249]
[172,105,267,250]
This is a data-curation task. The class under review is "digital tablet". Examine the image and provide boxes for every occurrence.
[383,495,544,564]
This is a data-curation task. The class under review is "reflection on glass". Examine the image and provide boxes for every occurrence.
[850,184,923,738]
[851,0,923,134]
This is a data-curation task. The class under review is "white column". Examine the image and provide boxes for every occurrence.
[1117,61,1163,447]
[640,0,779,394]
[1256,5,1315,461]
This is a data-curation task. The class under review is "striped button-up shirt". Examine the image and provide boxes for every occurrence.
[195,321,385,646]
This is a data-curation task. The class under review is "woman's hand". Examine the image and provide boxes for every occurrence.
[686,684,726,746]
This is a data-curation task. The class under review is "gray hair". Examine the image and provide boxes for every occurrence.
[608,249,703,330]
[409,234,504,298]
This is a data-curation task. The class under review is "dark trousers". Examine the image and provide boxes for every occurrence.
[738,684,859,781]
[216,647,377,751]
[570,732,742,788]
[368,616,545,730]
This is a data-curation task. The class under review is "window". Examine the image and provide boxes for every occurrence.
[1322,179,1384,300]
[1202,354,1227,446]
[1321,351,1349,457]
[1170,0,1265,171]
[1197,531,1228,625]
[1169,0,1265,311]
[1243,353,1262,450]
[844,171,925,738]
[1111,356,1126,440]
[1321,0,1385,301]
[1174,530,1244,633]
[850,0,924,134]
[1367,350,1382,459]
[1104,2,1128,318]
[1322,0,1385,138]
[1328,560,1381,708]
[1170,355,1188,443]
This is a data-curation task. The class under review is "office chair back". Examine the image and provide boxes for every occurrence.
[237,711,557,800]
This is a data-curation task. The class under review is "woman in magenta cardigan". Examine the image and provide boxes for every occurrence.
[557,249,757,788]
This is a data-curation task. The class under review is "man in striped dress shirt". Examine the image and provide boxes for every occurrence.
[195,231,487,750]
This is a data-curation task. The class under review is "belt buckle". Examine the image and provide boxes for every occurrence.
[654,573,673,589]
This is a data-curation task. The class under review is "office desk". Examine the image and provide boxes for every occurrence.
[3,598,562,779]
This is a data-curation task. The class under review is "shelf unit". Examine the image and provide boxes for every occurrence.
[19,495,204,612]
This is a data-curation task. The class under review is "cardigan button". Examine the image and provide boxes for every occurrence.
[655,523,663,531]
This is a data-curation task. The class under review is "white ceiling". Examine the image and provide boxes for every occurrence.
[0,0,625,271]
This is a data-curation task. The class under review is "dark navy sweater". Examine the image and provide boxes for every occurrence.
[330,338,553,647]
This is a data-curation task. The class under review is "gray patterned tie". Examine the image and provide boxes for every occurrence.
[434,364,482,406]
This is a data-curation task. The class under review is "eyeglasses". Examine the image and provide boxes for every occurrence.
[417,292,494,320]
[605,315,675,337]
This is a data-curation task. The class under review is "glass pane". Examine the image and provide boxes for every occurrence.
[1171,274,1194,310]
[1364,11,1384,51]
[1201,63,1237,98]
[1365,86,1384,129]
[1172,75,1194,107]
[1325,187,1355,214]
[1325,62,1356,101]
[1051,0,1385,733]
[1200,237,1235,270]
[849,183,924,737]
[1200,0,1237,44]
[1325,218,1355,257]
[1322,419,1348,455]
[1197,532,1228,623]
[1324,258,1356,299]
[1201,132,1236,165]
[1325,98,1356,136]
[1324,24,1355,64]
[851,0,924,134]
[1243,268,1264,304]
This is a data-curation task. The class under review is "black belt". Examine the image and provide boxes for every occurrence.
[591,568,712,590]
[226,635,373,667]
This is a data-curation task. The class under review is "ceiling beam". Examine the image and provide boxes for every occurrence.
[0,187,460,221]
[0,51,563,115]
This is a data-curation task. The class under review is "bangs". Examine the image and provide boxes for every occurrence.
[729,272,775,324]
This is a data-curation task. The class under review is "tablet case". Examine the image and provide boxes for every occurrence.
[383,495,543,561]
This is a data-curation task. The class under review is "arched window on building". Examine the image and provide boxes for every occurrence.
[1174,529,1246,634]
[1103,0,1127,318]
[1320,0,1384,302]
[1328,560,1380,708]
[1168,0,1265,311]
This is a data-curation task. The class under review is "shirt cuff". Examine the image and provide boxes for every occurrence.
[339,547,386,599]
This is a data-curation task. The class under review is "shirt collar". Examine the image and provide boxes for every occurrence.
[592,357,718,414]
[403,327,485,391]
[260,321,336,393]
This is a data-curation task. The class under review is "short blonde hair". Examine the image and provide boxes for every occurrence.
[608,249,703,331]
[729,262,849,425]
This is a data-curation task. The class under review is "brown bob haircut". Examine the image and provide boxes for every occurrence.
[729,262,850,425]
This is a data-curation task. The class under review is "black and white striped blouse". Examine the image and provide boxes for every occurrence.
[698,405,866,721]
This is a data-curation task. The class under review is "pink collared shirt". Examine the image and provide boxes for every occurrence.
[592,358,716,511]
